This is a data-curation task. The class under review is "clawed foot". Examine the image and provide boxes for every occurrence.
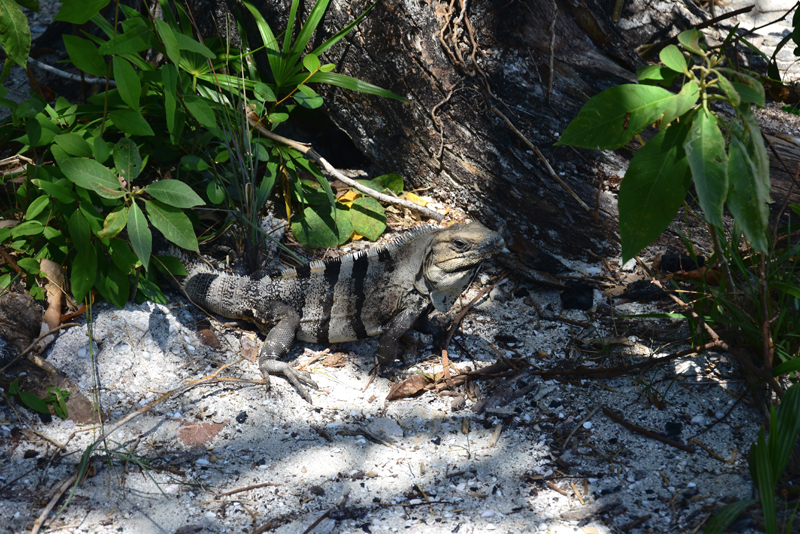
[259,359,319,404]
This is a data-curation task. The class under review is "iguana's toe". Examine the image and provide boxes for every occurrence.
[260,360,318,403]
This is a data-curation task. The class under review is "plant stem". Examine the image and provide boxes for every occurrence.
[708,224,735,293]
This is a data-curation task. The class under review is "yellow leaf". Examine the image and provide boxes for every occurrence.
[351,232,364,240]
[340,190,360,203]
[404,192,428,206]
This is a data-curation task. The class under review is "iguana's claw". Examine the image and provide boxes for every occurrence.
[260,360,318,404]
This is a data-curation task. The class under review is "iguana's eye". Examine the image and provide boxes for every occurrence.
[453,239,468,249]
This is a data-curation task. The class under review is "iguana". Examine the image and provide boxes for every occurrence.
[179,222,505,402]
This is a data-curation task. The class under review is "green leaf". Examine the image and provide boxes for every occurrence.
[715,74,740,107]
[24,116,42,146]
[25,195,50,220]
[109,109,154,136]
[302,71,405,101]
[71,241,97,302]
[660,81,699,129]
[636,65,678,87]
[0,0,31,67]
[684,109,728,228]
[291,0,329,59]
[350,197,386,241]
[33,179,75,204]
[59,157,122,197]
[677,28,703,55]
[180,155,210,172]
[54,0,110,24]
[556,84,676,150]
[98,23,150,55]
[173,32,215,58]
[127,201,151,270]
[738,103,770,204]
[730,81,763,107]
[366,173,404,195]
[113,138,142,182]
[659,45,686,73]
[145,180,204,208]
[320,63,335,73]
[619,124,692,263]
[726,137,769,252]
[112,56,141,110]
[68,209,91,253]
[161,63,179,141]
[293,91,323,109]
[144,199,198,251]
[19,391,49,414]
[254,83,276,102]
[97,207,128,239]
[63,35,107,78]
[108,239,138,273]
[703,500,757,534]
[291,205,353,248]
[54,133,93,158]
[206,181,225,204]
[99,261,129,308]
[183,95,216,129]
[17,257,40,274]
[154,255,188,276]
[11,220,43,237]
[154,18,180,66]
[303,53,320,72]
[9,379,19,395]
[17,0,39,11]
[92,137,112,164]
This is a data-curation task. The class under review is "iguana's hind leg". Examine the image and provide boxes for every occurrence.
[256,307,318,403]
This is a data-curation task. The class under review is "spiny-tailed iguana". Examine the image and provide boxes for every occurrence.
[179,222,505,402]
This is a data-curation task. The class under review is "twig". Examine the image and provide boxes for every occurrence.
[602,406,696,453]
[562,405,602,449]
[301,509,332,534]
[216,482,280,497]
[27,57,116,86]
[443,272,508,351]
[245,107,444,222]
[30,472,79,534]
[0,323,80,374]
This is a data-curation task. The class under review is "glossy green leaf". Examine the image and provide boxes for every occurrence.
[33,179,75,203]
[17,258,40,274]
[113,138,142,182]
[54,133,93,158]
[127,201,151,270]
[19,391,48,414]
[636,65,679,87]
[92,137,112,164]
[161,63,179,141]
[63,35,107,78]
[108,239,138,273]
[109,109,154,136]
[660,81,699,129]
[718,68,765,108]
[254,83,276,102]
[291,205,353,248]
[303,53,320,73]
[173,32,214,58]
[715,74,740,107]
[0,0,31,67]
[556,84,675,150]
[154,255,188,276]
[59,157,122,196]
[145,180,205,208]
[180,155,210,171]
[293,91,323,109]
[302,72,405,101]
[71,241,97,302]
[154,18,180,66]
[183,95,216,128]
[24,116,42,146]
[310,0,377,58]
[683,109,728,228]
[25,195,50,220]
[97,207,128,239]
[99,261,129,308]
[357,173,404,195]
[54,0,109,24]
[17,0,39,11]
[144,199,198,251]
[98,24,150,55]
[11,220,43,237]
[619,124,692,263]
[726,137,768,252]
[659,45,686,73]
[113,56,141,110]
[738,103,770,203]
[704,500,757,534]
[206,181,225,204]
[677,28,703,55]
[68,209,91,253]
[350,197,386,241]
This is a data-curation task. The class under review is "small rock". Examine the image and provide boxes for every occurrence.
[309,485,325,496]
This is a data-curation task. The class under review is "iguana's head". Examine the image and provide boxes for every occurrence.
[420,222,505,312]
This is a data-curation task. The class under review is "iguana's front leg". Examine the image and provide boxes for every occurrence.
[255,305,318,403]
[376,299,432,368]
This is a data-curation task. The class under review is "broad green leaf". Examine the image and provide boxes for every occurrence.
[302,72,405,101]
[703,500,758,534]
[726,137,768,252]
[154,18,180,66]
[0,0,31,67]
[109,239,139,273]
[11,220,43,237]
[254,83,276,102]
[161,63,179,141]
[738,103,770,202]
[173,32,214,58]
[71,241,97,302]
[183,95,216,128]
[144,199,198,251]
[54,133,92,158]
[153,255,188,276]
[68,209,91,253]
[50,144,70,165]
[731,82,763,106]
[54,0,110,24]
[25,116,42,146]
[619,124,692,263]
[350,197,386,241]
[303,53,320,73]
[677,28,703,55]
[636,65,678,87]
[112,56,141,110]
[25,196,50,220]
[63,35,107,78]
[206,181,225,204]
[320,63,335,73]
[33,179,75,203]
[715,74,740,107]
[180,155,210,171]
[293,91,323,109]
[99,261,129,308]
[17,258,40,274]
[59,157,122,196]
[127,201,151,270]
[659,45,686,73]
[19,391,49,414]
[9,379,19,395]
[684,109,728,228]
[98,24,150,55]
[145,180,205,208]
[113,138,142,182]
[109,109,155,136]
[660,81,699,129]
[17,0,39,10]
[556,84,675,150]
[357,173,404,195]
[291,205,353,248]
[97,207,128,239]
[92,137,112,164]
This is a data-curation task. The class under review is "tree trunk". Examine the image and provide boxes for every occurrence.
[214,0,643,258]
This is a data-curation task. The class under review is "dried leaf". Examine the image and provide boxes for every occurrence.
[241,334,258,362]
[177,419,228,446]
[39,259,65,330]
[322,353,346,367]
[195,319,220,349]
[404,192,428,206]
[386,374,432,400]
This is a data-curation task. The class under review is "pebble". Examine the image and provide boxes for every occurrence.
[187,345,196,352]
[408,499,422,505]
[690,415,706,424]
[78,347,87,358]
[481,510,495,517]
[169,325,175,333]
[196,458,210,466]
[583,422,592,429]
[142,352,151,361]
[204,512,215,518]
